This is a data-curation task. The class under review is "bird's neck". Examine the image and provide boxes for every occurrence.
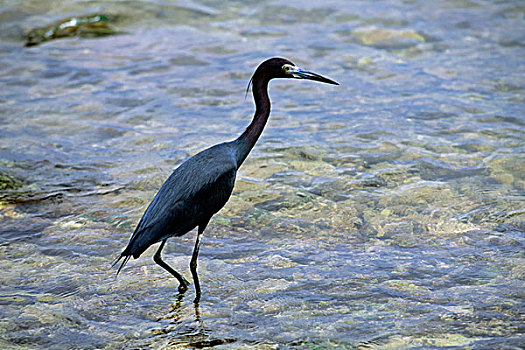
[234,76,270,167]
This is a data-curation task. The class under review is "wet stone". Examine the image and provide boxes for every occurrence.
[25,14,119,46]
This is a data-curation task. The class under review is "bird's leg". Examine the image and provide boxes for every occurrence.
[153,239,190,293]
[190,225,206,303]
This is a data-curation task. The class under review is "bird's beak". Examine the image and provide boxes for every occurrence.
[290,67,339,85]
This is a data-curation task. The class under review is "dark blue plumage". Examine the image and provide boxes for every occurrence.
[123,143,237,259]
[113,57,338,302]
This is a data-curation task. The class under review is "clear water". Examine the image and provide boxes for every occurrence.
[1,0,523,349]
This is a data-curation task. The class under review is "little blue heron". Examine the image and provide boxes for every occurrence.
[113,57,338,301]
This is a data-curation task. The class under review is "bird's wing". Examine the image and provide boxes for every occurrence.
[124,143,237,257]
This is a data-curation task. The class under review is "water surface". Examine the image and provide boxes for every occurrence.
[1,0,524,349]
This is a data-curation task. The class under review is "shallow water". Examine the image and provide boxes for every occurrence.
[1,0,524,349]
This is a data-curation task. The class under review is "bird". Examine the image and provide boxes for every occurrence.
[113,57,338,302]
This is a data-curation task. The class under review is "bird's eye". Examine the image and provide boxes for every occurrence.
[282,64,294,73]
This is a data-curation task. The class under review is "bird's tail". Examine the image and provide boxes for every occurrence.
[111,253,131,275]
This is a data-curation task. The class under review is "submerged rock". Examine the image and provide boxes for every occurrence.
[25,14,118,46]
[0,172,23,191]
[352,27,425,49]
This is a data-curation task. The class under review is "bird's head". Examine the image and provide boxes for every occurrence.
[258,57,339,84]
[246,57,338,97]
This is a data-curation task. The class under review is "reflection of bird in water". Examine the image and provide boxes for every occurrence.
[113,57,338,302]
[158,293,201,323]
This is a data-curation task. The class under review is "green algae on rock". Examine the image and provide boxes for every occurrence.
[0,172,24,191]
[25,14,118,47]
